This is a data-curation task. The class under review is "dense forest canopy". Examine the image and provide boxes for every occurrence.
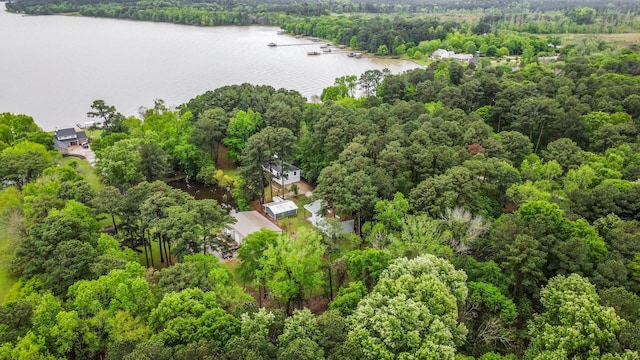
[2,0,640,358]
[6,0,640,32]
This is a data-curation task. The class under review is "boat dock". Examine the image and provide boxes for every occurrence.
[267,41,362,58]
[267,43,324,47]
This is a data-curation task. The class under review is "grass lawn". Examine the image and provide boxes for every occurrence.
[136,239,170,270]
[61,157,103,191]
[224,257,252,289]
[0,220,19,304]
[84,129,103,139]
[279,195,314,235]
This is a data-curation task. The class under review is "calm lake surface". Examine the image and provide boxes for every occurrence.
[0,4,420,130]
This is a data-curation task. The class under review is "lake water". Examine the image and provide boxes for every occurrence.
[0,4,419,130]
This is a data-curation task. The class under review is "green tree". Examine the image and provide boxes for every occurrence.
[262,229,325,314]
[527,274,626,359]
[87,100,127,134]
[541,138,584,171]
[223,109,263,161]
[43,240,97,296]
[95,138,144,190]
[334,75,358,97]
[376,44,389,56]
[191,107,229,165]
[321,86,348,102]
[237,229,279,307]
[157,254,251,310]
[329,281,367,316]
[0,141,54,189]
[343,249,390,291]
[358,70,384,97]
[462,282,517,357]
[277,308,323,359]
[138,141,169,182]
[347,254,468,359]
[92,186,122,234]
[494,131,533,166]
[13,204,100,280]
[149,288,240,348]
[224,308,277,360]
[0,300,33,345]
[511,96,562,153]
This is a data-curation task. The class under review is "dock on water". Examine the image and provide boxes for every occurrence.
[267,42,323,47]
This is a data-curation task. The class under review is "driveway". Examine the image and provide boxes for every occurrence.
[67,145,96,166]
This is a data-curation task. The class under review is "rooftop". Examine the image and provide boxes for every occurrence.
[269,162,300,174]
[303,199,324,215]
[263,199,298,215]
[55,128,77,138]
[230,210,282,237]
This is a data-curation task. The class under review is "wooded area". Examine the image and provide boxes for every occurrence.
[2,0,640,358]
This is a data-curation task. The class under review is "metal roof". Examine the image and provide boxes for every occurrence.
[303,199,324,215]
[269,162,300,174]
[230,211,282,238]
[55,128,77,137]
[263,200,298,215]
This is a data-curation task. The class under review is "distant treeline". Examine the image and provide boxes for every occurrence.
[5,0,640,23]
[6,0,640,13]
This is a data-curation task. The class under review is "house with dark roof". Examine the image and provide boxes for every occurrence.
[266,161,301,186]
[53,128,88,154]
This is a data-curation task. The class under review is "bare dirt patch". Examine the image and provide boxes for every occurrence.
[216,144,235,171]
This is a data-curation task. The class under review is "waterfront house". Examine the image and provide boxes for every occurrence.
[430,49,455,59]
[53,128,88,154]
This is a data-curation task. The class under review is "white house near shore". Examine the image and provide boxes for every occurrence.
[53,128,88,154]
[430,49,475,62]
[430,48,455,59]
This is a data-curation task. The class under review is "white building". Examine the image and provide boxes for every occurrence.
[227,210,282,245]
[266,161,301,186]
[263,197,298,220]
[303,199,354,235]
[430,48,455,59]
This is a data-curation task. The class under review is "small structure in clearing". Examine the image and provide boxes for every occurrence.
[303,199,354,235]
[228,210,282,245]
[263,196,298,220]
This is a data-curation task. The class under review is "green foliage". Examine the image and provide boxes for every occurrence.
[347,254,468,359]
[223,109,263,161]
[149,288,239,348]
[329,281,367,316]
[0,141,54,189]
[527,274,625,359]
[261,229,326,314]
[158,254,252,310]
[3,21,640,358]
[343,249,390,291]
[237,229,279,285]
